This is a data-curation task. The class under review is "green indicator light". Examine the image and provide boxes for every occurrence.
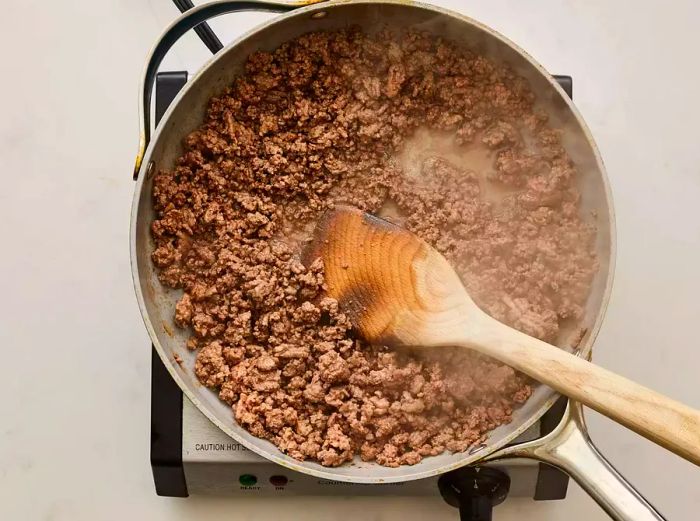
[239,474,257,487]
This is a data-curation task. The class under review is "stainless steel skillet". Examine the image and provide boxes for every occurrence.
[130,2,663,519]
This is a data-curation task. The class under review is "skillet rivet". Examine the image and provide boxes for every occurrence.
[146,161,155,180]
[469,443,487,455]
[311,11,328,19]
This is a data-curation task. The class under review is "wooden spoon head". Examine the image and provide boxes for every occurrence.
[305,205,477,346]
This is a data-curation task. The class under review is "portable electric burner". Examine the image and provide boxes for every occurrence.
[149,68,573,514]
[147,4,577,517]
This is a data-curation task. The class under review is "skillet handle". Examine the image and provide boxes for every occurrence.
[485,402,665,521]
[132,0,327,180]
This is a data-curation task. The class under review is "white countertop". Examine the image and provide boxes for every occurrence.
[1,0,698,519]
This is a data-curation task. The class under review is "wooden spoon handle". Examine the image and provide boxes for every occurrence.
[467,314,700,466]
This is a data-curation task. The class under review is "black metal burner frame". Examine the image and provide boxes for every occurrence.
[149,71,573,491]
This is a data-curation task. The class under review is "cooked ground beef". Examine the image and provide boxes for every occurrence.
[150,28,597,467]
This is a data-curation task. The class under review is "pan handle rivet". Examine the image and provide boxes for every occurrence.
[146,161,155,180]
[311,11,327,19]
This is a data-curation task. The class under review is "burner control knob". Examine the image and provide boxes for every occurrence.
[438,466,510,521]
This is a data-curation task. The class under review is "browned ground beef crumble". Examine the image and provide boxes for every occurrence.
[151,28,597,467]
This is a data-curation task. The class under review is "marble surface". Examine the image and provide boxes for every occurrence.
[1,0,699,519]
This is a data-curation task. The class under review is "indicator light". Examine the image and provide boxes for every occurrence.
[239,474,257,486]
[269,475,288,487]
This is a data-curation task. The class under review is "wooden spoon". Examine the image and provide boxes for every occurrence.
[306,205,700,466]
